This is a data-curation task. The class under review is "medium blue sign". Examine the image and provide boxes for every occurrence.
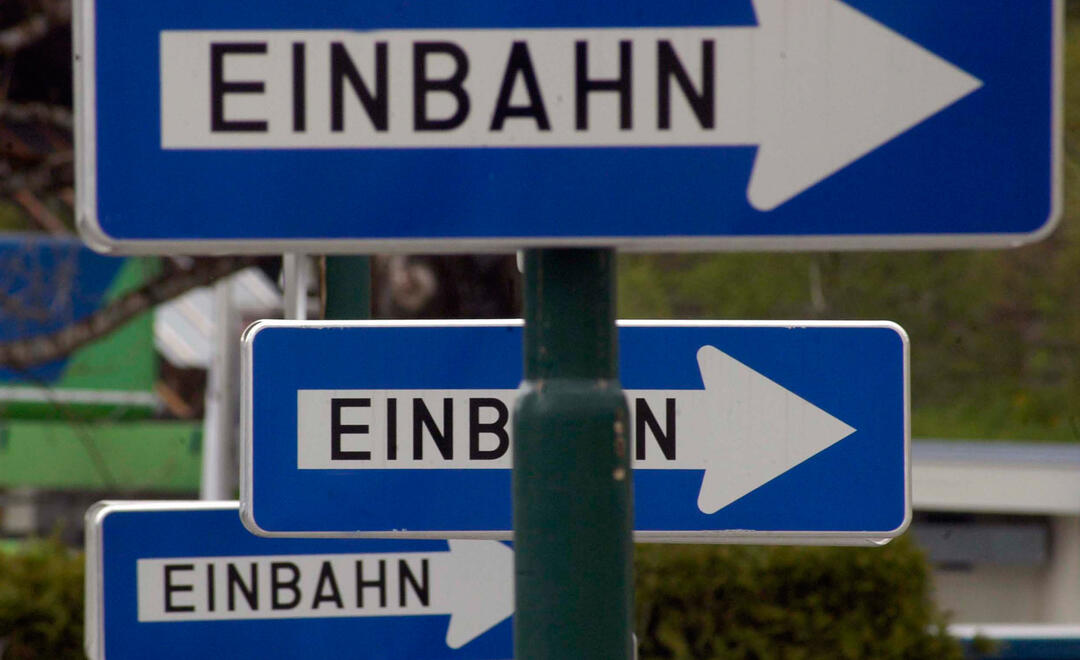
[241,321,910,544]
[85,502,514,660]
[0,237,126,384]
[76,0,1060,253]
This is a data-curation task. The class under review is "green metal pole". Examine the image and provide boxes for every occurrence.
[513,248,634,660]
[323,256,371,320]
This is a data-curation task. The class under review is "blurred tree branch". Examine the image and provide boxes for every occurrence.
[0,1,265,377]
[0,13,50,55]
[0,101,71,129]
[0,0,69,55]
[0,255,267,369]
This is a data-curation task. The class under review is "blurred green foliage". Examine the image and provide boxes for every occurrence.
[635,536,962,660]
[618,247,1079,441]
[0,534,956,660]
[0,538,83,659]
[0,203,33,233]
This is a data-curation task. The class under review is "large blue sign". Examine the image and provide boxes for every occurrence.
[241,321,910,544]
[85,502,514,660]
[76,0,1060,253]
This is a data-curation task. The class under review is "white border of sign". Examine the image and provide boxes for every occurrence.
[74,0,1062,255]
[240,319,911,546]
[83,500,240,660]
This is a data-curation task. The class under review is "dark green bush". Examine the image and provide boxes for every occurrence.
[0,538,84,659]
[0,533,956,659]
[635,535,962,660]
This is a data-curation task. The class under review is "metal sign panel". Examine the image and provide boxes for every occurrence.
[85,501,514,660]
[75,0,1060,253]
[0,237,158,412]
[241,321,910,544]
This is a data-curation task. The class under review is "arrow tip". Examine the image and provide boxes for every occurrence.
[694,345,857,514]
[444,540,515,649]
[746,0,983,211]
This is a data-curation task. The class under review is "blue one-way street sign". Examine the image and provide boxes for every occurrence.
[76,0,1060,253]
[85,502,514,660]
[241,321,910,544]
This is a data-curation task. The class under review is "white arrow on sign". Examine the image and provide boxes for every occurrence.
[667,346,857,513]
[137,540,514,649]
[161,0,982,210]
[296,346,856,513]
[742,0,984,210]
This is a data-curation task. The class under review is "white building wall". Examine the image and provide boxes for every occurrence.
[933,565,1044,623]
[913,442,1080,625]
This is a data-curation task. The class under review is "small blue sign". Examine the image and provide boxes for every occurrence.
[241,321,910,544]
[76,0,1060,253]
[86,502,514,660]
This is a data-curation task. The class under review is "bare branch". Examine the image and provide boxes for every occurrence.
[13,188,68,234]
[155,381,196,419]
[0,14,50,55]
[0,102,73,131]
[1,150,73,196]
[40,0,72,25]
[0,256,267,368]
